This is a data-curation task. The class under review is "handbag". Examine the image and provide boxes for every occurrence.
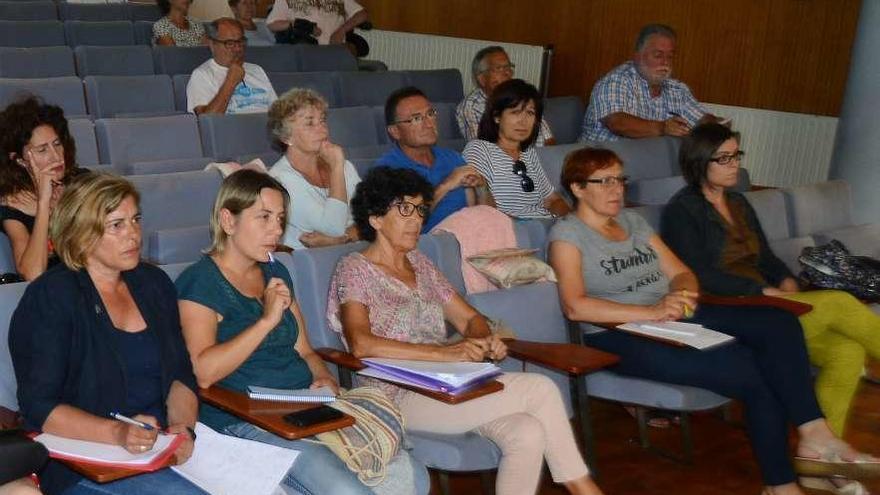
[311,387,404,486]
[798,240,880,301]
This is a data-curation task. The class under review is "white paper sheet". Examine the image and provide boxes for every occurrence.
[171,423,299,495]
[34,431,179,466]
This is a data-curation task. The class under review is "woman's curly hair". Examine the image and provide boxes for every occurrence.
[351,167,434,242]
[0,95,78,200]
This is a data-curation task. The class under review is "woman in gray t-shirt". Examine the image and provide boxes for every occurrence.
[548,147,878,493]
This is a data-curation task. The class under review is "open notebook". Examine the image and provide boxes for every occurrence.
[616,321,735,350]
[358,358,502,394]
[33,431,183,470]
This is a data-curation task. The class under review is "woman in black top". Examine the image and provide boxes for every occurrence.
[0,96,82,280]
[9,173,203,495]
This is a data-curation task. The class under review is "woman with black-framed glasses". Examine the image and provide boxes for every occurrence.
[462,79,570,219]
[329,166,604,495]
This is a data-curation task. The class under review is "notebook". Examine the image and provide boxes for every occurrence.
[172,423,299,495]
[616,321,735,350]
[33,431,183,470]
[246,385,336,403]
[358,358,502,393]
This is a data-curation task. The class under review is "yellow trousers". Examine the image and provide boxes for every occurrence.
[782,290,880,436]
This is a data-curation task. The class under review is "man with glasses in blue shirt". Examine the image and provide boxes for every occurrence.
[187,18,277,115]
[456,46,555,145]
[380,87,493,232]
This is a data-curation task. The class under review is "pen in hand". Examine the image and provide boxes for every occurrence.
[110,412,163,433]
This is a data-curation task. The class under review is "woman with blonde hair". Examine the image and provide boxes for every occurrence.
[10,172,204,495]
[268,88,361,249]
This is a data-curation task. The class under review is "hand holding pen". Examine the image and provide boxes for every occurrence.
[664,111,691,136]
[110,412,160,454]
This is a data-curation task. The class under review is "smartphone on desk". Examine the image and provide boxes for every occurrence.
[282,406,345,427]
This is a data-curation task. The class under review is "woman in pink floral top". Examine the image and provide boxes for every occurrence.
[328,167,604,495]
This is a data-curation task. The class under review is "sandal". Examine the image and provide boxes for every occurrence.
[624,406,679,429]
[794,439,880,480]
[800,477,871,495]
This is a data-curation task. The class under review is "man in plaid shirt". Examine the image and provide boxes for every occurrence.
[580,24,720,142]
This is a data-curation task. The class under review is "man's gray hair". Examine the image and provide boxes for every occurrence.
[635,24,676,51]
[205,17,243,40]
[470,45,507,85]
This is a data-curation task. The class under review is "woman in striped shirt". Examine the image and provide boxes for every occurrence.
[462,79,570,219]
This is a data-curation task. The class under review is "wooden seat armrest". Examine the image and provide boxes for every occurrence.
[698,294,813,316]
[315,347,365,371]
[503,339,619,375]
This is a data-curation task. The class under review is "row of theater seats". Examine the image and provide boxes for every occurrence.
[2,19,183,48]
[0,1,160,22]
[0,43,358,77]
[3,179,878,471]
[0,69,464,118]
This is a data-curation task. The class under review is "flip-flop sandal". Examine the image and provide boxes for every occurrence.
[799,476,871,495]
[624,406,679,429]
[794,440,880,480]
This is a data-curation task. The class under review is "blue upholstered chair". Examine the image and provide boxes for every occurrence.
[267,71,340,107]
[95,114,204,171]
[543,96,585,145]
[244,45,299,73]
[65,20,135,46]
[84,74,176,118]
[0,20,65,47]
[0,46,75,78]
[294,44,357,72]
[0,0,57,21]
[0,76,86,117]
[57,2,128,22]
[0,282,28,414]
[68,118,101,167]
[198,112,273,161]
[404,69,464,103]
[152,45,211,75]
[337,71,408,107]
[74,45,153,76]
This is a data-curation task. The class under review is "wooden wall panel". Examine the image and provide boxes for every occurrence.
[358,0,861,116]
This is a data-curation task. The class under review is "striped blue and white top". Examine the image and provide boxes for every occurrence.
[462,139,555,219]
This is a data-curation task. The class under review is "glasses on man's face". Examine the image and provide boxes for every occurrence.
[395,108,438,126]
[393,200,430,218]
[710,150,745,166]
[213,37,247,49]
[584,175,630,189]
[484,63,516,75]
[513,160,535,193]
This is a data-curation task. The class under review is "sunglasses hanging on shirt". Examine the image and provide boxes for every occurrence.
[512,160,535,193]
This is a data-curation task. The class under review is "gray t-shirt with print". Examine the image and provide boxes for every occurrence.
[548,209,669,307]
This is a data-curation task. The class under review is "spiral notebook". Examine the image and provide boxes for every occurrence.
[245,385,336,403]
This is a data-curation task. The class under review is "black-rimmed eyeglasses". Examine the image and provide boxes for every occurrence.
[212,37,247,49]
[513,160,535,192]
[583,175,629,189]
[392,200,430,218]
[710,150,745,166]
[395,108,438,125]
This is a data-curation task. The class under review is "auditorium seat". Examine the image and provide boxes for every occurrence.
[68,118,101,167]
[0,46,75,78]
[0,282,27,413]
[133,20,153,45]
[326,106,382,156]
[0,233,14,276]
[294,44,357,72]
[172,73,190,111]
[237,151,281,168]
[125,156,215,176]
[244,45,299,73]
[0,76,86,117]
[152,45,211,75]
[600,136,679,180]
[84,74,176,118]
[95,114,204,170]
[337,71,408,107]
[74,45,153,76]
[128,3,161,22]
[404,69,464,104]
[433,102,463,140]
[543,96,585,145]
[0,0,56,21]
[57,2,128,21]
[267,71,339,107]
[64,20,135,46]
[128,170,222,264]
[350,157,376,178]
[536,142,582,191]
[198,112,273,161]
[0,20,65,47]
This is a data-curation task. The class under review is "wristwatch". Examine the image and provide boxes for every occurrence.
[185,426,197,442]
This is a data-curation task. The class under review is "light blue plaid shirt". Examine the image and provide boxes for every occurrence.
[579,61,706,142]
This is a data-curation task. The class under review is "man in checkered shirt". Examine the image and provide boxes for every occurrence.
[456,46,555,146]
[579,24,721,142]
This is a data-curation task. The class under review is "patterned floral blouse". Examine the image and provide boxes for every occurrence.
[327,250,456,403]
[152,16,206,47]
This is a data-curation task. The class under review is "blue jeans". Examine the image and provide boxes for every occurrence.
[223,422,429,495]
[62,468,208,495]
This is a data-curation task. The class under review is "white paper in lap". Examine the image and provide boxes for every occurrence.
[172,423,299,495]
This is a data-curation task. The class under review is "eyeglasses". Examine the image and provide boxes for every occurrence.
[513,160,535,192]
[483,63,516,75]
[710,150,745,166]
[584,175,630,189]
[392,200,430,218]
[395,107,438,125]
[212,37,247,49]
